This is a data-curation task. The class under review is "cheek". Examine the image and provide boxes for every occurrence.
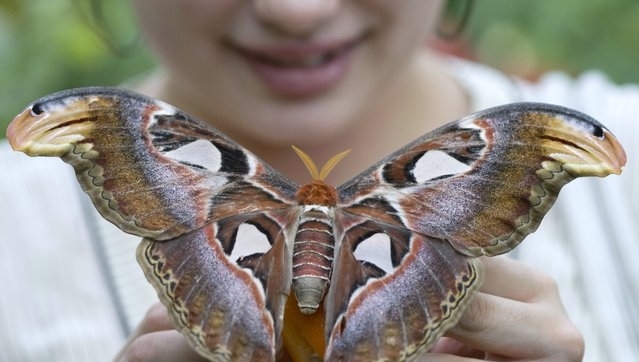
[130,1,187,55]
[178,0,237,33]
[355,0,443,86]
[383,0,443,52]
[131,0,235,58]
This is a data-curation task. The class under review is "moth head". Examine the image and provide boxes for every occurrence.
[292,145,350,206]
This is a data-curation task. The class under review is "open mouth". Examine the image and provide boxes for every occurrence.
[225,35,366,97]
[237,40,358,68]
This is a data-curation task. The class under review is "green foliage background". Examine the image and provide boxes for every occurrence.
[1,0,638,136]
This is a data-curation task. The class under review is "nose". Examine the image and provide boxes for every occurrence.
[253,0,340,36]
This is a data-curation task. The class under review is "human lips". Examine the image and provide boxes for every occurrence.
[227,36,364,97]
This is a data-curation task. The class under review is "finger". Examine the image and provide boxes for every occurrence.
[429,337,485,358]
[447,292,583,359]
[417,352,483,362]
[133,302,176,335]
[479,256,559,303]
[450,293,547,356]
[113,303,179,362]
[118,330,208,362]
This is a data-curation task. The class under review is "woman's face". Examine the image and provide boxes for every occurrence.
[130,0,445,145]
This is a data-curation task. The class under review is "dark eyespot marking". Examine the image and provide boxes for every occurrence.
[592,124,604,138]
[216,142,250,174]
[31,103,44,116]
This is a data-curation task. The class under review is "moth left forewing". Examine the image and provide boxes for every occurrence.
[8,87,300,241]
[138,208,300,362]
[338,102,626,257]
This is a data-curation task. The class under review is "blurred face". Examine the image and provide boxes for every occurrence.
[130,0,445,145]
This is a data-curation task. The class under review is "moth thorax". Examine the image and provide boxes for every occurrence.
[292,207,335,315]
[295,180,338,206]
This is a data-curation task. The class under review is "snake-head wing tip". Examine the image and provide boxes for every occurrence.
[7,99,94,157]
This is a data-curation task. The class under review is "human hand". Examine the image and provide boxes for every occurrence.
[112,303,209,362]
[114,257,583,362]
[422,256,584,361]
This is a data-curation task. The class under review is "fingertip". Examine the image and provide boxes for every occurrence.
[121,330,207,362]
[136,302,175,335]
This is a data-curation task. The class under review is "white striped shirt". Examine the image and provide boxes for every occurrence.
[1,60,637,361]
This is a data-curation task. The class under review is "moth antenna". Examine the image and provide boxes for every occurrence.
[291,146,351,181]
[319,149,351,181]
[292,145,320,180]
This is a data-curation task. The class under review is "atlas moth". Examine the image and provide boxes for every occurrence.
[7,87,626,361]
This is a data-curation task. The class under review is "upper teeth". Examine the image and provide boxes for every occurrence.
[302,54,326,67]
[257,52,331,68]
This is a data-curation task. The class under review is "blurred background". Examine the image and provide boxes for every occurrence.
[1,0,638,136]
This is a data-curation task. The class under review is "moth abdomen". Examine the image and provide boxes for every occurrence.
[292,206,335,314]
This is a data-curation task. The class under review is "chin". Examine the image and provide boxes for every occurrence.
[242,117,351,147]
